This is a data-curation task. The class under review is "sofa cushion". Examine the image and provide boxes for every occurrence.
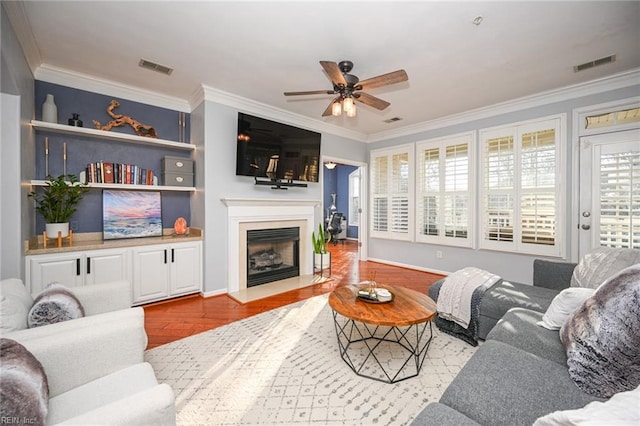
[480,280,558,321]
[560,264,640,398]
[570,246,640,289]
[28,283,85,328]
[537,287,596,330]
[533,384,640,426]
[0,338,49,425]
[440,341,602,426]
[411,402,480,426]
[0,279,34,334]
[47,362,158,425]
[485,308,567,365]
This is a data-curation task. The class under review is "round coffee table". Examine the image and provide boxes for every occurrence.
[328,284,437,383]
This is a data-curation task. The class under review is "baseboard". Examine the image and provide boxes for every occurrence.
[366,257,450,277]
[201,288,228,298]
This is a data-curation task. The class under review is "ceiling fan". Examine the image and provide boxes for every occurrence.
[284,60,408,117]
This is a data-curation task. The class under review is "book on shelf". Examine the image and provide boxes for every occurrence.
[85,161,155,186]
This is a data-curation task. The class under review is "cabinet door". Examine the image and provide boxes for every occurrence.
[27,253,84,294]
[170,242,202,296]
[85,248,131,286]
[132,245,170,304]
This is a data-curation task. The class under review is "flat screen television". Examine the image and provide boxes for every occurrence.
[236,113,321,182]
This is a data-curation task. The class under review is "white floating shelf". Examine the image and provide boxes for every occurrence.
[30,180,195,192]
[31,120,195,151]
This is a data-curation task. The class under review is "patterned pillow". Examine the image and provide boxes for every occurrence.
[0,338,49,424]
[28,283,85,328]
[570,247,640,289]
[560,264,640,398]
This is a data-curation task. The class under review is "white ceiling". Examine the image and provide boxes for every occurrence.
[7,1,640,137]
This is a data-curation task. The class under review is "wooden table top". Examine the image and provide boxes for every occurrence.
[328,284,437,327]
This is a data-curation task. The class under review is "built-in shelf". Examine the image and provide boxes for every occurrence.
[30,180,195,192]
[31,120,195,151]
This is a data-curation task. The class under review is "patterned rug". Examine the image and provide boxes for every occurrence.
[145,294,477,425]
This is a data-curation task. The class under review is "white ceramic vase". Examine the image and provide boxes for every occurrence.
[42,94,58,123]
[45,222,69,238]
[314,252,331,270]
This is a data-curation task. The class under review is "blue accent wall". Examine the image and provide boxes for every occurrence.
[33,81,191,234]
[322,164,359,239]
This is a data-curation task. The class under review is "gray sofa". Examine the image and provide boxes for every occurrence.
[414,249,640,425]
[428,259,576,339]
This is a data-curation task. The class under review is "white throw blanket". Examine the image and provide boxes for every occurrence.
[437,267,501,328]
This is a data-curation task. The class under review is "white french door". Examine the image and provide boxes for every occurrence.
[578,129,640,257]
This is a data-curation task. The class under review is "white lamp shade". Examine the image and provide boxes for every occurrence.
[346,101,357,117]
[331,101,342,116]
[343,97,354,114]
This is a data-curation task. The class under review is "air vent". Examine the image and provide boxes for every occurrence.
[384,117,403,123]
[138,59,174,75]
[573,55,616,72]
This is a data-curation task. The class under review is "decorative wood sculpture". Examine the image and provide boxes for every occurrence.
[93,100,158,138]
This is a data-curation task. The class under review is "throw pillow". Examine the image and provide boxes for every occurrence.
[28,283,85,328]
[532,384,640,425]
[537,287,596,330]
[0,338,49,426]
[0,279,34,334]
[560,264,640,398]
[570,246,640,289]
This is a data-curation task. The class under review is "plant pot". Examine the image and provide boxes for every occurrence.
[314,252,331,270]
[45,222,69,238]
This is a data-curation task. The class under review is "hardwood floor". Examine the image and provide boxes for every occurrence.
[143,240,444,349]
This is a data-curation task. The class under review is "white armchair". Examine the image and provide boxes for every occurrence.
[0,279,176,425]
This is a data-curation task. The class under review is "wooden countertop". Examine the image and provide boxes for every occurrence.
[25,228,203,255]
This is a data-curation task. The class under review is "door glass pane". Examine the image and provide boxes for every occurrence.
[598,150,640,249]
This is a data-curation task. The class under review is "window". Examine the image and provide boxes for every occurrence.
[479,116,565,256]
[370,144,414,240]
[348,169,360,226]
[416,132,475,247]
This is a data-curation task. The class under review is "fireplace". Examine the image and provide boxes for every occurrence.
[246,227,300,287]
[222,198,319,293]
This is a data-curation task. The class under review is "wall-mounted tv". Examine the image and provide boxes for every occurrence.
[103,190,162,240]
[236,113,321,182]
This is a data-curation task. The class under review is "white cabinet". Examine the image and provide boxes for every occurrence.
[26,247,130,294]
[132,241,202,305]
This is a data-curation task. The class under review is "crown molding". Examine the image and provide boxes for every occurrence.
[368,68,640,142]
[34,64,191,112]
[199,84,368,142]
[2,1,42,72]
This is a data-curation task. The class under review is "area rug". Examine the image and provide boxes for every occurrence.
[145,294,477,425]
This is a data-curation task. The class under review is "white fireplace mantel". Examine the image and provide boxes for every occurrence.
[223,198,320,293]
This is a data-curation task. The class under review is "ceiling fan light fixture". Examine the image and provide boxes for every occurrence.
[331,101,342,116]
[343,96,355,114]
[345,101,357,117]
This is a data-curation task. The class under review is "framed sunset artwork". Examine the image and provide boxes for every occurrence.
[102,190,162,240]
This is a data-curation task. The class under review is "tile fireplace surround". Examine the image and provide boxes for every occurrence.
[222,198,320,294]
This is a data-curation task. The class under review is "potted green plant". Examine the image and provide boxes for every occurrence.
[312,223,331,274]
[29,174,89,238]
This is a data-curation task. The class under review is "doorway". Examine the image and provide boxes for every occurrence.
[578,128,640,257]
[322,157,367,261]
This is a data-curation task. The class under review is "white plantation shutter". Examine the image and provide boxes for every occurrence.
[370,145,414,240]
[416,133,474,247]
[597,149,640,249]
[480,116,564,256]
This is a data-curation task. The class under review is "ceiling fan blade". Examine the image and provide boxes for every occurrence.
[358,69,408,90]
[284,90,335,96]
[355,92,391,110]
[320,61,347,87]
[322,96,341,117]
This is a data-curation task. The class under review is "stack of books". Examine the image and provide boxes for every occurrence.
[85,162,156,185]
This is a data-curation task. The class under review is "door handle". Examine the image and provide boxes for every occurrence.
[164,249,167,264]
[86,257,91,274]
[581,224,591,230]
[76,258,81,276]
[171,248,175,263]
